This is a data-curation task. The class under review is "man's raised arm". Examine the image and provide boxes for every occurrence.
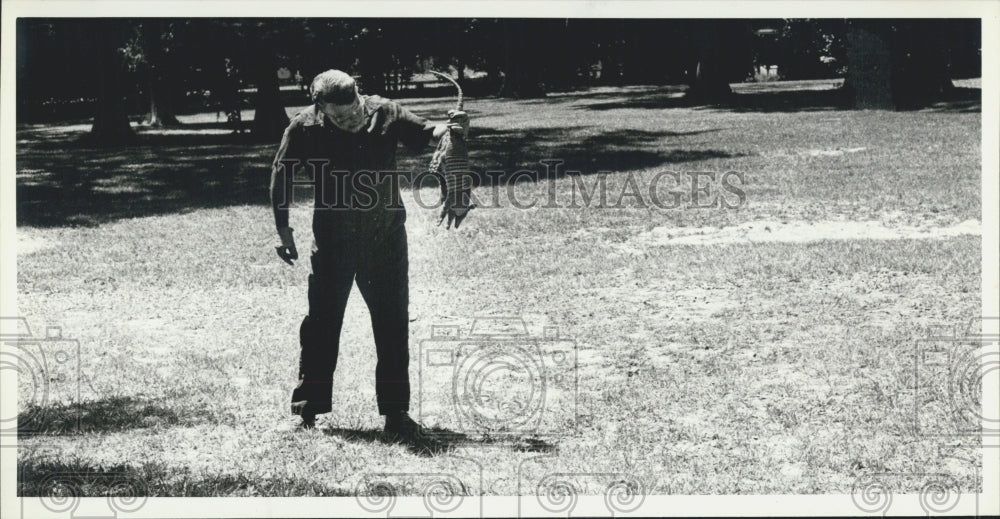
[395,103,441,151]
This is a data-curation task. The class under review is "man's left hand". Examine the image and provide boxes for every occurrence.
[366,107,389,135]
[433,110,469,139]
[446,109,469,137]
[275,227,298,266]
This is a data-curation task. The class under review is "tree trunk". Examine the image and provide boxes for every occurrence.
[544,19,576,92]
[498,19,546,98]
[143,20,181,127]
[843,24,894,109]
[89,19,136,145]
[844,21,954,110]
[357,27,387,96]
[892,20,954,109]
[249,30,289,141]
[359,67,386,96]
[145,75,182,127]
[685,21,735,103]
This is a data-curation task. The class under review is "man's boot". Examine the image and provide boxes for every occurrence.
[384,412,422,439]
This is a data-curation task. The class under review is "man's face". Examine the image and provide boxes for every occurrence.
[319,94,366,132]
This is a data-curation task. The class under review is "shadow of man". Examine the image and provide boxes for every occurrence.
[321,424,558,457]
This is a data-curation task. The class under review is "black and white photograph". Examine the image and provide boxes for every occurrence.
[1,1,998,517]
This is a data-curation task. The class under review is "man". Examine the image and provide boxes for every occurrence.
[269,69,468,436]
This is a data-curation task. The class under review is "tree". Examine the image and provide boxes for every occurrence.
[437,18,506,94]
[843,23,893,109]
[888,20,957,108]
[685,20,754,103]
[136,19,182,127]
[843,19,976,109]
[354,24,391,95]
[245,21,290,141]
[498,18,547,98]
[294,19,357,89]
[767,19,847,80]
[616,19,691,85]
[89,19,136,145]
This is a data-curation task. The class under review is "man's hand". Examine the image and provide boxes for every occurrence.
[366,106,389,136]
[432,110,469,139]
[447,109,469,137]
[275,227,298,265]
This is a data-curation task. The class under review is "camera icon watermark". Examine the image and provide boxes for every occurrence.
[849,445,981,517]
[25,470,148,519]
[912,317,999,438]
[417,317,583,441]
[1,317,81,445]
[354,455,483,517]
[851,472,964,516]
[517,456,651,517]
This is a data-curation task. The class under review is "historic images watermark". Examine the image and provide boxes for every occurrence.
[273,158,747,213]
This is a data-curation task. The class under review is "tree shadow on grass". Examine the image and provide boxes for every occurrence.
[582,85,851,112]
[580,83,981,113]
[17,126,276,228]
[473,126,734,176]
[18,119,740,228]
[18,396,217,435]
[396,125,740,190]
[918,87,982,113]
[511,84,688,105]
[323,425,557,458]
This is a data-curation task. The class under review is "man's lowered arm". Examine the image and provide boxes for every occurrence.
[271,124,300,265]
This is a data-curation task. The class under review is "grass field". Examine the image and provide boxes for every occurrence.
[14,80,983,502]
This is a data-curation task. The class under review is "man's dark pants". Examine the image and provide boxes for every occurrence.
[291,220,409,417]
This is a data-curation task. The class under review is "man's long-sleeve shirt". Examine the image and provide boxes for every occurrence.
[269,95,437,244]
